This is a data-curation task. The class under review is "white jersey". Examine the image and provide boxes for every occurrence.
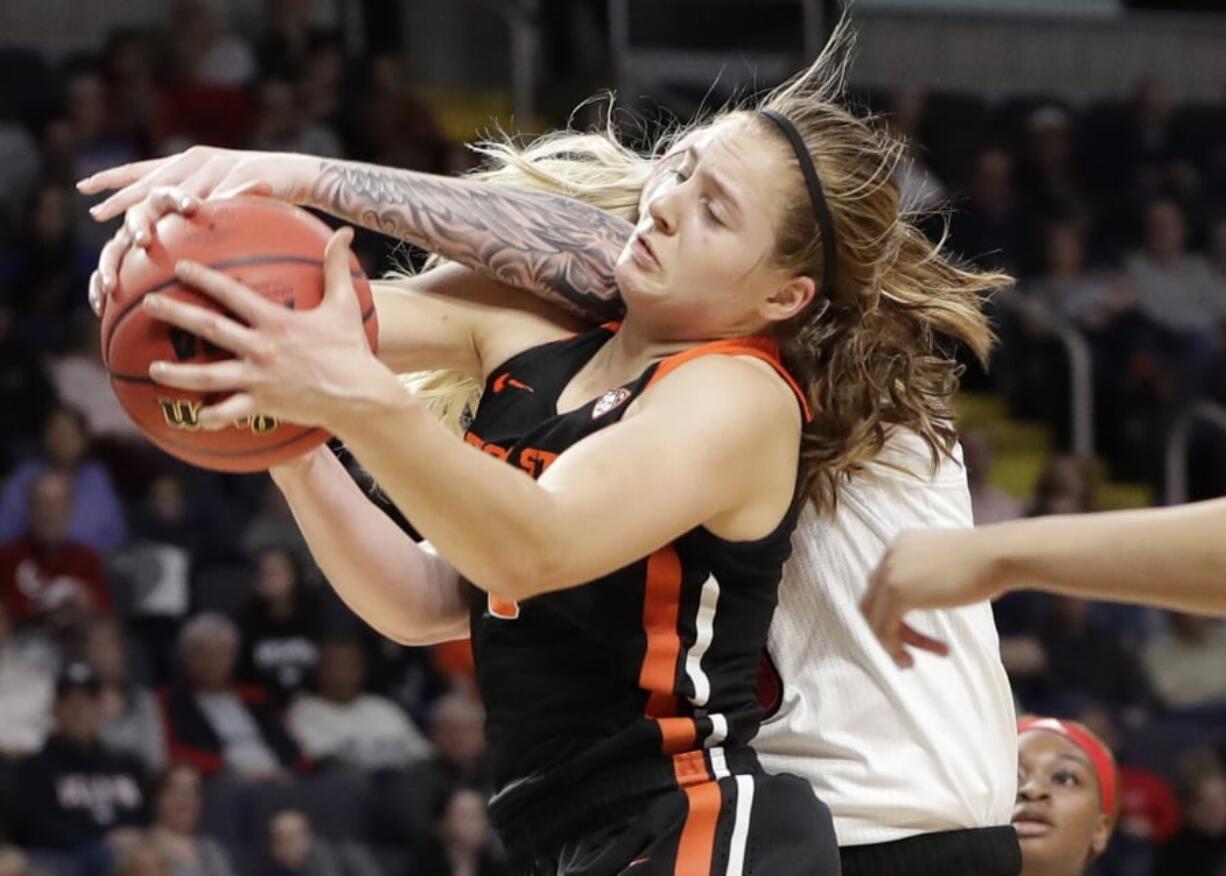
[754,431,1017,847]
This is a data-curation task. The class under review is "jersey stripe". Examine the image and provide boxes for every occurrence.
[676,781,722,876]
[659,717,699,755]
[725,776,756,876]
[684,574,720,706]
[640,546,684,718]
[644,336,813,422]
[673,749,712,787]
[705,714,728,749]
[708,747,730,780]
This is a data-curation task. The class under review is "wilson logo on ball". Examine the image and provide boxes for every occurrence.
[158,398,279,434]
[159,398,202,430]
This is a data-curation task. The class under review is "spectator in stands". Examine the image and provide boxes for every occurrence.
[9,182,92,352]
[82,616,166,771]
[0,847,31,876]
[886,87,945,213]
[1118,78,1180,195]
[60,61,142,182]
[262,809,377,876]
[0,403,127,552]
[414,788,506,876]
[1124,199,1226,396]
[254,0,316,80]
[349,54,448,172]
[161,613,302,778]
[114,837,173,876]
[147,764,235,876]
[166,0,257,87]
[1034,596,1154,716]
[236,547,321,700]
[0,469,112,634]
[101,29,157,150]
[1141,613,1226,710]
[249,79,342,159]
[947,147,1032,276]
[1014,717,1118,876]
[47,315,144,442]
[0,120,41,243]
[240,482,315,583]
[379,692,491,848]
[287,637,430,772]
[10,662,148,851]
[1017,106,1089,224]
[296,35,348,136]
[961,427,1022,526]
[1028,220,1133,332]
[1028,455,1096,518]
[1154,748,1226,876]
[0,299,55,474]
[0,601,56,757]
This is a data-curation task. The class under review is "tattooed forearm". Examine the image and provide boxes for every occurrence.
[307,160,633,322]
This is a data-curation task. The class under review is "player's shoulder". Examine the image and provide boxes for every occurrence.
[640,349,805,428]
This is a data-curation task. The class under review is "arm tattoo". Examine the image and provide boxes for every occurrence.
[309,160,633,321]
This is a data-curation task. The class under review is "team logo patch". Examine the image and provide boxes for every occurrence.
[592,388,631,419]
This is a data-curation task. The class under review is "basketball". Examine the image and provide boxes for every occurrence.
[100,196,378,473]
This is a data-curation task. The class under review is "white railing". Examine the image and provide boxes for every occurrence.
[1165,400,1226,506]
[991,289,1095,458]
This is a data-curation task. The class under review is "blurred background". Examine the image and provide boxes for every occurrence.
[0,1,1225,875]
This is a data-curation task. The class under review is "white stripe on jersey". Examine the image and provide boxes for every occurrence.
[705,713,728,748]
[685,574,720,706]
[725,775,755,876]
[709,746,730,780]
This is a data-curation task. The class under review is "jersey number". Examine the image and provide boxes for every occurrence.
[488,594,521,620]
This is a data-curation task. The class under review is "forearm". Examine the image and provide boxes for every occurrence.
[330,389,563,601]
[993,498,1226,614]
[269,448,469,645]
[306,158,630,321]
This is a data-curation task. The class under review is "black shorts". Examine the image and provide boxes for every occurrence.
[839,826,1022,876]
[526,772,840,876]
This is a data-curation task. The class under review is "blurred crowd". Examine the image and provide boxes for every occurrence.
[879,82,1226,495]
[0,3,1225,876]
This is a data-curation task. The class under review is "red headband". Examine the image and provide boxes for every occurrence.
[1018,716,1118,816]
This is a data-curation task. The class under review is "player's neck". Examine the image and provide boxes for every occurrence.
[597,316,698,379]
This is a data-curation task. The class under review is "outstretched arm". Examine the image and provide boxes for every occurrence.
[308,159,631,321]
[270,447,469,646]
[80,148,633,322]
[862,497,1226,666]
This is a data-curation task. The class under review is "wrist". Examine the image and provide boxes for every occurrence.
[323,364,419,438]
[291,155,327,208]
[982,522,1025,599]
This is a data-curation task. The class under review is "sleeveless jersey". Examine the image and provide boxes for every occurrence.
[462,324,811,856]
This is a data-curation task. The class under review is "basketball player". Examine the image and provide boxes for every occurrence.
[101,92,854,876]
[1014,718,1118,876]
[85,23,1021,874]
[861,496,1226,666]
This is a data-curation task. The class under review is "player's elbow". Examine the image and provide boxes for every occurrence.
[476,537,573,603]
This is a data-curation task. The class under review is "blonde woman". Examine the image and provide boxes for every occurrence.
[85,24,1018,876]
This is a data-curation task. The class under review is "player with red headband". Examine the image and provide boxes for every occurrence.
[1014,717,1119,876]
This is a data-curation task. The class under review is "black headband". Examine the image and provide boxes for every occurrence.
[760,109,838,305]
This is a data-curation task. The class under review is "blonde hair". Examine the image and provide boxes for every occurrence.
[399,18,1008,514]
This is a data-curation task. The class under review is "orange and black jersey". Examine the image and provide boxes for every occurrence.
[463,323,810,859]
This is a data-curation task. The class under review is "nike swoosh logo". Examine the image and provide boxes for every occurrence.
[492,373,534,393]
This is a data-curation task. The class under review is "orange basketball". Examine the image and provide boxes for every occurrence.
[100,196,378,473]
